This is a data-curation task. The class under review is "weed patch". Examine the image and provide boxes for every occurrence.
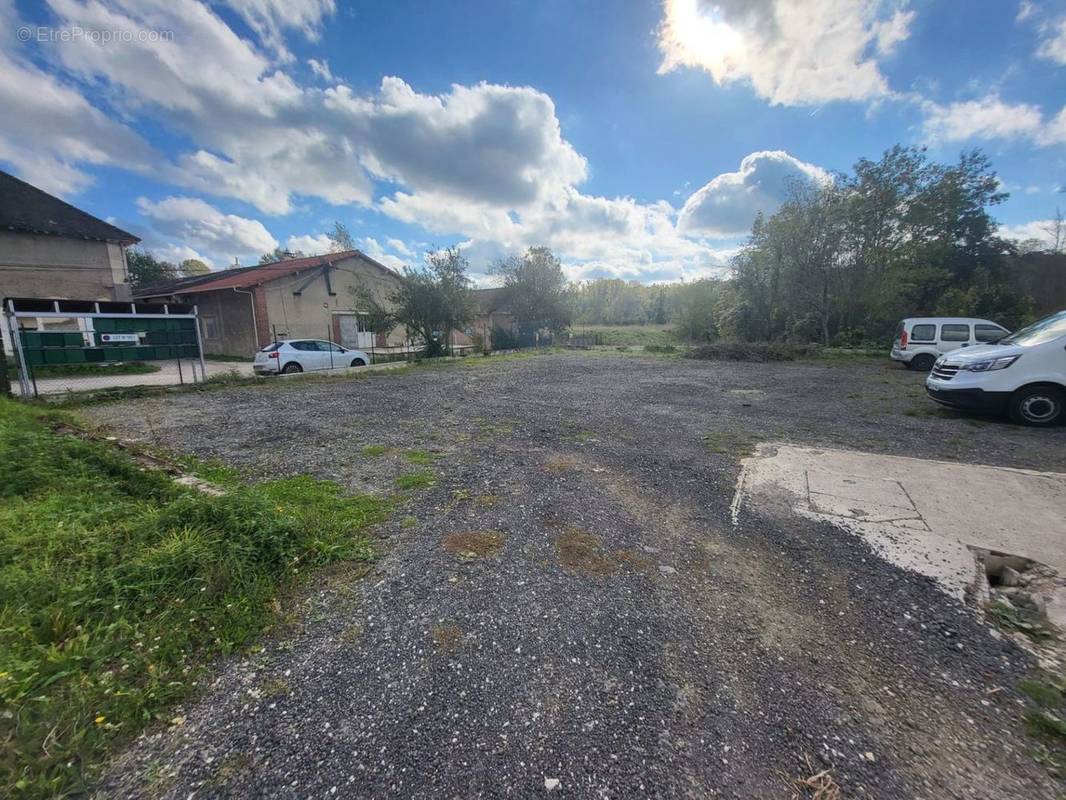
[0,398,386,799]
[430,624,462,653]
[396,471,436,490]
[405,449,438,465]
[555,528,616,576]
[701,431,756,458]
[360,444,390,457]
[1018,672,1066,781]
[687,341,818,362]
[442,530,505,559]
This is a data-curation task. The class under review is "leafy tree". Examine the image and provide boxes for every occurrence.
[179,258,210,276]
[389,247,474,357]
[349,286,399,347]
[727,145,1032,344]
[491,246,572,330]
[126,249,177,286]
[258,248,305,265]
[327,221,355,252]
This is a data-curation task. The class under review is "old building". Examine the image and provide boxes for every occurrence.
[136,250,407,356]
[0,169,139,354]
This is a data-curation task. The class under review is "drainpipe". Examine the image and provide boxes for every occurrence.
[233,287,259,350]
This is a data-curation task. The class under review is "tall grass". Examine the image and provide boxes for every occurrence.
[0,399,388,798]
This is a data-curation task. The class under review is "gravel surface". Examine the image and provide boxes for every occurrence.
[85,352,1066,799]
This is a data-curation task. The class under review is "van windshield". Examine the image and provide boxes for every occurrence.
[998,310,1066,347]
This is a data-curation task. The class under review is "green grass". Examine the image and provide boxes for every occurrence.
[404,449,437,465]
[360,444,390,458]
[23,362,161,379]
[0,398,389,798]
[1018,672,1066,781]
[395,471,436,490]
[568,324,679,347]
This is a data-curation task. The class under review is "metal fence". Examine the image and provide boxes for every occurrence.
[3,297,210,398]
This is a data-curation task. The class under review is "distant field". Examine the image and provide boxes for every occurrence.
[566,324,679,347]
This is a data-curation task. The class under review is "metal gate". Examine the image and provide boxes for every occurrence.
[3,297,206,398]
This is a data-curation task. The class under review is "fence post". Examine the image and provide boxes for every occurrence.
[193,306,207,383]
[6,302,33,398]
[0,346,9,397]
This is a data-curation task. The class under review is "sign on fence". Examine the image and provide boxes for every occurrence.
[3,297,206,398]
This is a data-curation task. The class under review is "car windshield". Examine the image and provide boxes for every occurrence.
[259,343,280,352]
[998,310,1066,347]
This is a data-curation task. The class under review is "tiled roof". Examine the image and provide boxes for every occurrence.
[135,250,396,297]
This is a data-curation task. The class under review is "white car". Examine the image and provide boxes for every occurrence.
[254,339,370,375]
[925,309,1066,426]
[890,316,1009,371]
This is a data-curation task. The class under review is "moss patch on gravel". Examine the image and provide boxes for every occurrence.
[442,530,505,559]
[396,471,436,490]
[430,624,463,653]
[555,528,617,576]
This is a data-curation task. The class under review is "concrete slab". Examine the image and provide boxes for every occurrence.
[733,444,1066,601]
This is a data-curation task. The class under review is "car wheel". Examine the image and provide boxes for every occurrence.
[350,358,367,367]
[1008,385,1064,427]
[281,362,303,374]
[910,354,935,371]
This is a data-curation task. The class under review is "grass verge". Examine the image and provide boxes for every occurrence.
[0,398,389,798]
[567,324,679,347]
[1019,671,1066,782]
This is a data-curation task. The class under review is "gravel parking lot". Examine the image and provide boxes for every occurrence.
[85,351,1066,798]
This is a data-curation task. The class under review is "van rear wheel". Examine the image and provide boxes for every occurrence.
[909,354,935,371]
[1008,385,1064,427]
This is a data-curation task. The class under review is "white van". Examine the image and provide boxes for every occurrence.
[890,317,1009,371]
[925,309,1066,426]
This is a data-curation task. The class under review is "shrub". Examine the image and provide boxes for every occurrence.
[685,340,819,362]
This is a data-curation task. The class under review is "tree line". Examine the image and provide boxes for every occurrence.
[127,146,1065,348]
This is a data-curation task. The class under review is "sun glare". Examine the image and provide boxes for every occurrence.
[663,0,745,80]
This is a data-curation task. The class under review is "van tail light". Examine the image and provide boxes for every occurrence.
[268,352,279,359]
[900,330,908,350]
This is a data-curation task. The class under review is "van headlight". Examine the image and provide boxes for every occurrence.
[959,355,1020,372]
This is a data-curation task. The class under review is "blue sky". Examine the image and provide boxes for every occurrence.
[2,0,1065,282]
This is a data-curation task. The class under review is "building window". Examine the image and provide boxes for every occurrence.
[202,316,221,341]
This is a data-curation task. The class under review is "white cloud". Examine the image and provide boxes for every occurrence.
[137,196,278,264]
[1000,218,1062,247]
[327,78,588,209]
[922,96,1066,146]
[308,57,333,81]
[677,151,829,237]
[1037,16,1066,64]
[657,0,913,106]
[285,233,334,254]
[0,38,154,195]
[5,0,749,282]
[224,0,335,61]
[356,237,409,271]
[386,237,413,256]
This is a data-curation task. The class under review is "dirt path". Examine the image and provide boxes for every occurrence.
[86,353,1066,798]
